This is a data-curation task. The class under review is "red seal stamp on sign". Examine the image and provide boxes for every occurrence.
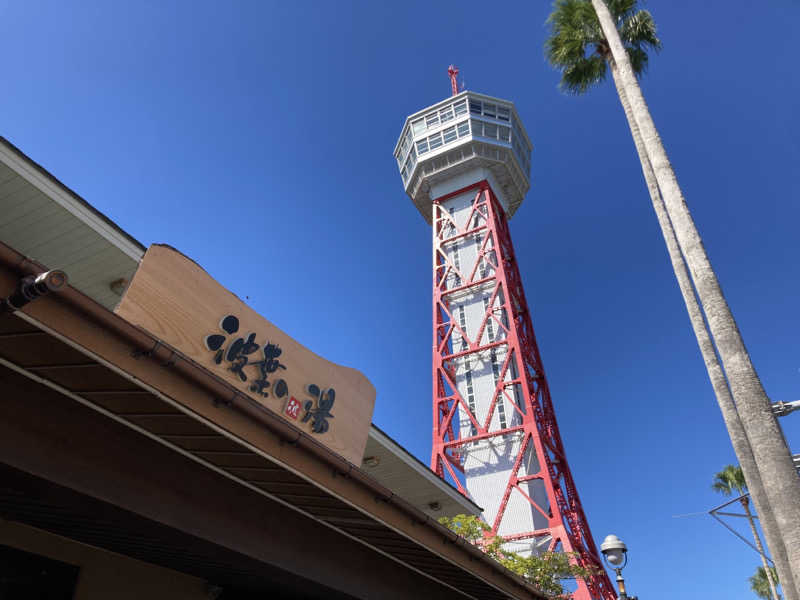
[284,396,301,420]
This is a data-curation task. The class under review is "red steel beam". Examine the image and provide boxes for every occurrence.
[429,182,615,600]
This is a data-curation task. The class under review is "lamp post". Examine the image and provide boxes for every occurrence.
[601,534,637,600]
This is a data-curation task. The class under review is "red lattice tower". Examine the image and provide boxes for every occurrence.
[393,82,613,599]
[431,182,614,600]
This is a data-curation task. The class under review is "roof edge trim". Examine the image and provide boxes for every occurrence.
[0,137,146,261]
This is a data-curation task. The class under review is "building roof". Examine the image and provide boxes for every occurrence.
[0,136,480,520]
[0,270,544,599]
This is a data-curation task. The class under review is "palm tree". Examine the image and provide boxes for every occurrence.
[753,567,782,600]
[544,2,799,597]
[713,465,780,600]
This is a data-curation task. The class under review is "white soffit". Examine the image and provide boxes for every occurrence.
[0,138,145,310]
[363,425,482,519]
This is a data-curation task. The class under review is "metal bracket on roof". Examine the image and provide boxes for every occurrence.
[160,351,176,368]
[212,392,235,409]
[331,467,351,480]
[409,514,429,527]
[131,340,162,360]
[279,433,301,447]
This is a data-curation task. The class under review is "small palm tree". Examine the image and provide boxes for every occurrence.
[712,464,748,496]
[753,567,782,600]
[713,465,780,600]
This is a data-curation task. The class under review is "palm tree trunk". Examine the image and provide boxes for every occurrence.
[607,59,797,600]
[591,0,800,593]
[742,497,781,600]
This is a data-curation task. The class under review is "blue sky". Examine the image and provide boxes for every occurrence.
[2,1,798,598]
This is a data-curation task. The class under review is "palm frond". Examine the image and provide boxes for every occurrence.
[750,566,779,600]
[620,10,662,52]
[545,0,603,67]
[712,464,748,496]
[545,30,588,68]
[627,47,649,77]
[711,480,732,495]
[606,0,637,21]
[545,0,659,95]
[545,0,605,95]
[561,56,608,94]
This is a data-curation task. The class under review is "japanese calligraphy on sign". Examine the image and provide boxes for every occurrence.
[115,244,374,464]
[204,314,334,435]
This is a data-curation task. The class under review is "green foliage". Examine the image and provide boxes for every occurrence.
[749,565,779,600]
[544,0,661,95]
[437,514,488,541]
[712,464,748,496]
[437,514,505,559]
[500,551,598,598]
[438,514,597,597]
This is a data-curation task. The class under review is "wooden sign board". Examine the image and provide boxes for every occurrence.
[115,244,375,465]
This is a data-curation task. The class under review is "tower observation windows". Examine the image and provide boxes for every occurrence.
[469,106,531,178]
[412,99,470,138]
[440,106,454,123]
[396,128,413,167]
[400,146,417,183]
[472,119,507,143]
[470,119,483,138]
[399,94,529,180]
[468,98,512,121]
[413,119,471,158]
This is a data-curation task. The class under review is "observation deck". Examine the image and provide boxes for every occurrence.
[394,91,533,224]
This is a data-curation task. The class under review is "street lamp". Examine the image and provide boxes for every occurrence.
[601,534,637,600]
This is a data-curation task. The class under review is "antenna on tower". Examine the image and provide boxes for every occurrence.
[447,64,459,96]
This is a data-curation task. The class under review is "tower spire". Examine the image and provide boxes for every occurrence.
[447,64,459,96]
